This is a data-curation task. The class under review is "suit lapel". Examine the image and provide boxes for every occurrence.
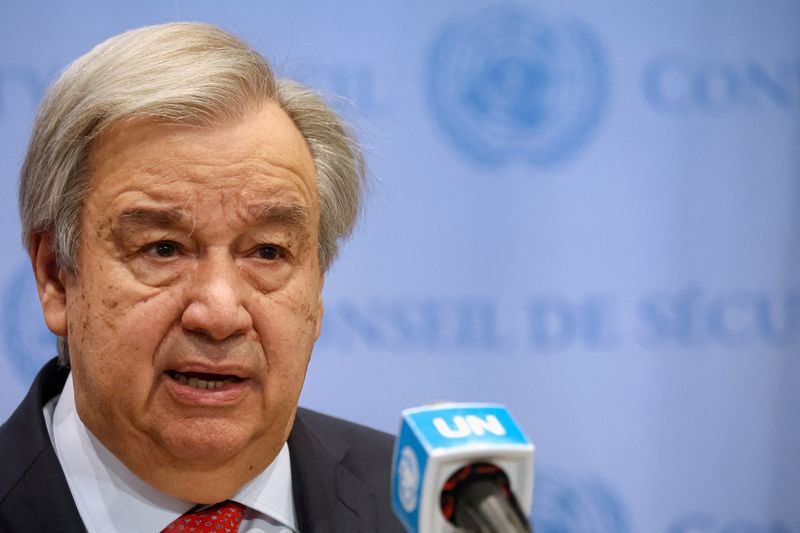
[0,445,87,532]
[288,408,377,533]
[0,358,87,532]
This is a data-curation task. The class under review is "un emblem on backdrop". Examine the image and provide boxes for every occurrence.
[532,469,630,532]
[3,263,57,381]
[427,6,608,166]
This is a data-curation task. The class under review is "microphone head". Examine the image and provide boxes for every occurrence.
[391,403,535,533]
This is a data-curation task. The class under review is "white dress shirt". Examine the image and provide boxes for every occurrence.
[44,375,297,533]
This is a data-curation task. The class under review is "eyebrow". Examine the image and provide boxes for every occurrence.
[117,207,191,229]
[247,202,311,233]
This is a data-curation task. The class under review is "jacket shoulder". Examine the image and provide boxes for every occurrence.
[0,359,66,498]
[290,407,405,532]
[297,408,396,466]
[293,407,397,497]
[0,358,86,532]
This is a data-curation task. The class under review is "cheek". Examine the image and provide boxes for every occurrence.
[68,280,181,380]
[252,285,321,374]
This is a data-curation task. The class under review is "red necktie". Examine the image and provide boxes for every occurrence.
[161,500,246,533]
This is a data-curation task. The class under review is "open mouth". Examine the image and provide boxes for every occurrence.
[166,370,245,390]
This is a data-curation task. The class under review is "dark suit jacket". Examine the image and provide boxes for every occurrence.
[0,358,405,533]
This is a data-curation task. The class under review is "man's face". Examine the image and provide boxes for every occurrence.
[40,102,323,501]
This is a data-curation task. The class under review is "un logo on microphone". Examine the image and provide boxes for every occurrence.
[396,446,421,513]
[427,6,608,166]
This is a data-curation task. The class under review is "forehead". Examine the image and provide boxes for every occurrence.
[84,101,318,213]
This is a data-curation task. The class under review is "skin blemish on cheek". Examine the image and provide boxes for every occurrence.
[301,302,316,324]
[102,315,118,332]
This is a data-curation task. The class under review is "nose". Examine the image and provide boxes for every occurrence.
[181,250,253,341]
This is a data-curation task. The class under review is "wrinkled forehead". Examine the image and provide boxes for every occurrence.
[84,100,318,205]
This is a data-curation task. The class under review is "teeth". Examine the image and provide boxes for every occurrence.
[172,372,228,390]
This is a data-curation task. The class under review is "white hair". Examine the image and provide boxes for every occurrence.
[18,22,366,363]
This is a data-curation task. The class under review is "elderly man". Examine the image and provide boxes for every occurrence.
[0,22,403,533]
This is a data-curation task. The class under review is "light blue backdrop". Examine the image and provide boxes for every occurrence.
[1,1,798,531]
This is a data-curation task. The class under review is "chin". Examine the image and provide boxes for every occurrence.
[147,423,278,504]
[161,425,255,466]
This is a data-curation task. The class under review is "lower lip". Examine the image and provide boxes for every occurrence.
[163,375,249,406]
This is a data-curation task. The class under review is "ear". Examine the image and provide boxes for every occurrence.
[29,233,69,337]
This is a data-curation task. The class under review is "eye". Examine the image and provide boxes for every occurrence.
[254,245,281,260]
[147,241,180,258]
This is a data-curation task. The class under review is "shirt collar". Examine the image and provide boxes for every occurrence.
[48,374,297,532]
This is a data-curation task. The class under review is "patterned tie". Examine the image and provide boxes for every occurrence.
[161,500,246,533]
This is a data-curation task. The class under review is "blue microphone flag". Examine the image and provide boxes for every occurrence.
[391,403,535,533]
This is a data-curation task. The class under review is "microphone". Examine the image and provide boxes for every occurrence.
[391,403,535,533]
